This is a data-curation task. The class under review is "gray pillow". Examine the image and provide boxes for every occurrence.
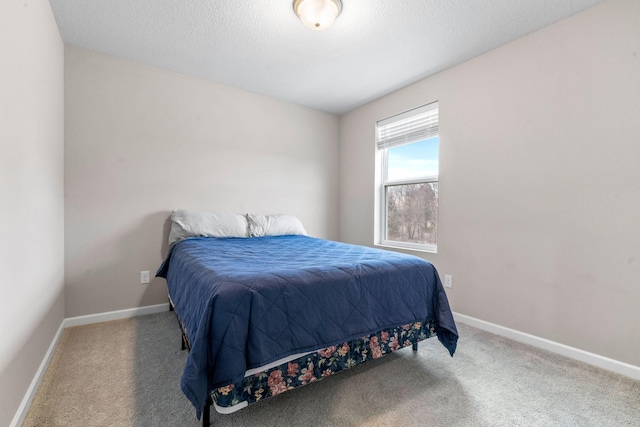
[168,209,249,245]
[246,214,307,237]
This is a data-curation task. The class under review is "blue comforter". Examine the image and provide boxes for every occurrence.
[157,235,458,418]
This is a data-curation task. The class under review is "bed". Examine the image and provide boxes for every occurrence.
[156,210,458,426]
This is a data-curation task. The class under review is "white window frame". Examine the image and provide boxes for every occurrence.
[374,101,439,253]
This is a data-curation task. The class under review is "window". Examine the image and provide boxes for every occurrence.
[375,102,439,252]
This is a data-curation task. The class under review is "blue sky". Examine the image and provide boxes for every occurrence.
[387,137,439,181]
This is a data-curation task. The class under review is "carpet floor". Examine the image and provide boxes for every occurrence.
[23,311,640,426]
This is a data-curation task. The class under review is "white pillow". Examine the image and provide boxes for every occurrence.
[168,209,248,245]
[246,214,307,237]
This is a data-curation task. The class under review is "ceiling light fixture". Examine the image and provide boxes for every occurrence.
[293,0,342,31]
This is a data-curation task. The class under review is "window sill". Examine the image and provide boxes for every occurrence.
[375,242,437,254]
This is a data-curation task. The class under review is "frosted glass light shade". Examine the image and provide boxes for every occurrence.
[293,0,342,31]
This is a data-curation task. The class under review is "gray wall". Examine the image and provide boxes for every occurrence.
[64,46,340,317]
[0,0,65,425]
[339,0,640,367]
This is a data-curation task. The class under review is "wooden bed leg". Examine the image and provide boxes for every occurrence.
[202,395,212,427]
[412,341,418,351]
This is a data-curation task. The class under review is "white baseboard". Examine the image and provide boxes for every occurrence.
[64,303,170,328]
[454,312,640,381]
[10,321,65,427]
[11,303,171,427]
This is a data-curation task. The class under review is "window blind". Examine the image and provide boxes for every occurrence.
[376,101,438,150]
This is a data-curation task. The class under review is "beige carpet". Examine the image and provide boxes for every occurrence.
[23,312,640,426]
[23,313,191,427]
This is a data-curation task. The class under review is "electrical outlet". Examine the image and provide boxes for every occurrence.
[140,271,150,284]
[444,274,453,289]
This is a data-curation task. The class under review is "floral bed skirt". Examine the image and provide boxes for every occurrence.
[212,320,437,411]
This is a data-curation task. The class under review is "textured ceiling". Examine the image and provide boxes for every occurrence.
[49,0,604,114]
